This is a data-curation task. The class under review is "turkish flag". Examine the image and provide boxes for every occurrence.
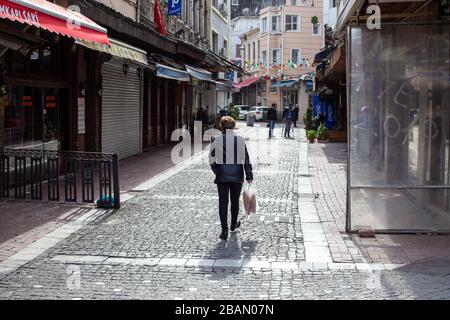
[154,0,166,35]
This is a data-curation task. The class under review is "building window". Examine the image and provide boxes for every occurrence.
[291,49,301,65]
[261,50,267,65]
[313,23,321,35]
[272,49,281,65]
[285,15,299,31]
[236,44,241,57]
[212,31,219,53]
[272,15,281,32]
[261,17,268,33]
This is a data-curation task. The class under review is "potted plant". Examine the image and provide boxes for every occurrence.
[303,106,313,131]
[229,103,240,121]
[307,130,316,143]
[316,123,329,142]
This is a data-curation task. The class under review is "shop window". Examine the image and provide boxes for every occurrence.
[11,52,26,74]
[42,45,54,76]
[4,86,65,150]
[29,49,40,75]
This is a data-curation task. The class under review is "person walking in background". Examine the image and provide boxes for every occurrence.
[268,104,277,139]
[283,104,294,138]
[293,105,300,127]
[209,116,254,240]
[196,107,204,122]
[202,106,209,132]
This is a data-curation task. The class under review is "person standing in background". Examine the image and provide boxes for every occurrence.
[283,104,294,138]
[267,104,277,139]
[293,105,300,127]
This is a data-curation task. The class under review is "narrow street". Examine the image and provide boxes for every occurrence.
[1,124,450,300]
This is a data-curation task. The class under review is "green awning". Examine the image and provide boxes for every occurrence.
[76,38,148,66]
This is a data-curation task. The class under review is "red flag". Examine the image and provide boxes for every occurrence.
[154,0,166,35]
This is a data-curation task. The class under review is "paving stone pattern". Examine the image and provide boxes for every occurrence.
[1,125,450,299]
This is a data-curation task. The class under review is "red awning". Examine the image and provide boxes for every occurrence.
[234,76,260,89]
[0,0,109,45]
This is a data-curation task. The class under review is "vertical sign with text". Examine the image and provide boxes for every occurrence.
[168,0,182,16]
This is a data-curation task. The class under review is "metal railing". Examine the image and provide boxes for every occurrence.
[0,149,120,209]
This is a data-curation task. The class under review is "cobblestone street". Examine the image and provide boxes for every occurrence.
[1,124,450,300]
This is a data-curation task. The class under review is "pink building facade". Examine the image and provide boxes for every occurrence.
[240,0,323,120]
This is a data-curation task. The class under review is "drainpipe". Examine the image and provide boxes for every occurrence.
[136,0,140,23]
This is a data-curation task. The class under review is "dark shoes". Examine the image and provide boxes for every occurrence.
[220,221,241,240]
[231,221,241,232]
[219,229,228,240]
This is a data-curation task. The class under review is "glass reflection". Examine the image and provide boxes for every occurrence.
[348,24,450,231]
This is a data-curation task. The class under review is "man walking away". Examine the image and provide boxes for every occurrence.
[283,104,294,138]
[268,104,277,139]
[293,105,300,127]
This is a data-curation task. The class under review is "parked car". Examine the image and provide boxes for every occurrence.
[246,106,269,121]
[235,105,250,120]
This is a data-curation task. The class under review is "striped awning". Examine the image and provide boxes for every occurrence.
[0,0,109,44]
[76,38,148,66]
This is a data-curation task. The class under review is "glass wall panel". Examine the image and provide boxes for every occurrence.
[348,24,450,231]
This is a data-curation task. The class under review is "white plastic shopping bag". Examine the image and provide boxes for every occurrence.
[243,182,257,215]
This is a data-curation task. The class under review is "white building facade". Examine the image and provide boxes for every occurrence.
[231,16,260,83]
[211,0,233,110]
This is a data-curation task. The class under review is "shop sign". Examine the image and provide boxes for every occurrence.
[78,97,85,134]
[0,1,39,25]
[225,71,235,82]
[168,0,182,16]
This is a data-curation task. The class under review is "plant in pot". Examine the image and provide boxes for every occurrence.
[303,106,313,131]
[317,123,329,142]
[307,130,316,143]
[229,103,240,120]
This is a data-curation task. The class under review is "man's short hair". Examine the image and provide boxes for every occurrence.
[220,116,236,131]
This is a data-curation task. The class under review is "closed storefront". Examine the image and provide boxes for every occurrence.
[101,57,143,159]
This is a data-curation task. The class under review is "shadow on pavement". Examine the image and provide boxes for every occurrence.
[198,232,257,280]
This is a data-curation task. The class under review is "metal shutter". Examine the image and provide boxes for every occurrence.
[102,58,142,160]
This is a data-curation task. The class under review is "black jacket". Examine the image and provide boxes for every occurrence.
[293,107,300,120]
[268,108,277,121]
[209,133,253,184]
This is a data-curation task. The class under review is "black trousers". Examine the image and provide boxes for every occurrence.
[217,183,243,230]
